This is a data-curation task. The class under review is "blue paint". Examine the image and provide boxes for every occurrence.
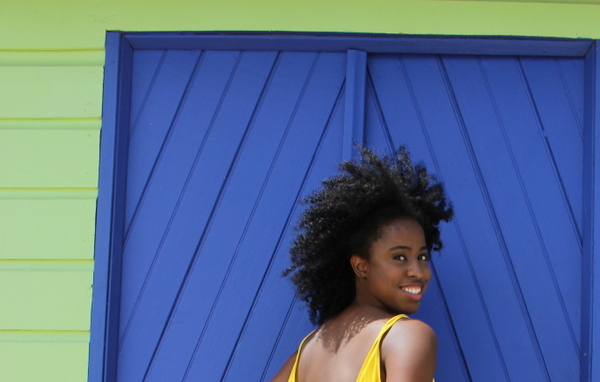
[343,49,367,159]
[91,32,595,381]
[123,32,592,57]
[582,41,599,382]
[88,32,133,382]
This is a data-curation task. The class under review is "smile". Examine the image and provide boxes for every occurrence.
[401,286,422,295]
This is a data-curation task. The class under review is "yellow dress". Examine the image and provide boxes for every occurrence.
[287,314,434,382]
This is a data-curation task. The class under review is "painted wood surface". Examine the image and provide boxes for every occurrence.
[94,37,588,381]
[0,58,101,380]
[0,129,100,187]
[0,269,93,330]
[0,198,95,260]
[2,1,600,49]
[115,49,345,381]
[0,66,103,118]
[1,1,598,381]
[0,340,90,381]
[582,41,600,382]
[366,53,583,380]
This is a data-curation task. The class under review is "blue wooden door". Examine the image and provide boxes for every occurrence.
[118,49,347,381]
[91,35,594,382]
[366,54,583,381]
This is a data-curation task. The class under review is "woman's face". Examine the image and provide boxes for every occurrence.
[357,218,431,315]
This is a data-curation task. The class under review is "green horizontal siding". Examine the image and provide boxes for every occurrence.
[0,66,103,118]
[0,50,105,66]
[0,198,96,260]
[0,1,597,381]
[0,269,93,331]
[2,0,600,50]
[0,129,100,187]
[0,340,89,381]
[0,47,101,381]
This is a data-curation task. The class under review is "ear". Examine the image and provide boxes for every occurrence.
[350,255,369,278]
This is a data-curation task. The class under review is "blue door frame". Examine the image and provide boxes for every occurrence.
[90,32,600,381]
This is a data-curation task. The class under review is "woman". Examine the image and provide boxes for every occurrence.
[272,147,453,382]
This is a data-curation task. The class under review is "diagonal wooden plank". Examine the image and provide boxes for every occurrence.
[482,56,582,351]
[116,51,279,382]
[118,51,242,343]
[125,50,202,229]
[519,57,584,236]
[149,51,320,380]
[444,55,580,380]
[367,53,510,381]
[221,73,346,382]
[179,52,346,381]
[129,50,167,138]
[365,59,471,382]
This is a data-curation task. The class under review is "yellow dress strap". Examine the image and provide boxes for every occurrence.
[288,315,434,382]
[356,314,408,382]
[287,330,316,382]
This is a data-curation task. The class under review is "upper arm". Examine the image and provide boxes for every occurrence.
[381,319,437,382]
[270,351,297,382]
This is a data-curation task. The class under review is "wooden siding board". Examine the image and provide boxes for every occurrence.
[4,1,600,49]
[0,50,105,66]
[0,341,89,382]
[0,66,102,118]
[0,199,96,260]
[0,270,92,331]
[0,117,101,130]
[0,129,100,188]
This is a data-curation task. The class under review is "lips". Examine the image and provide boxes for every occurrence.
[400,282,426,302]
[401,286,422,295]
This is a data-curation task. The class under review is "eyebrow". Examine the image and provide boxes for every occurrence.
[389,245,428,251]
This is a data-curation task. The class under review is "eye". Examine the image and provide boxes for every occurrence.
[418,253,431,262]
[393,254,407,261]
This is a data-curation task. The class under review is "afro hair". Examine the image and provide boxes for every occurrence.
[284,146,453,325]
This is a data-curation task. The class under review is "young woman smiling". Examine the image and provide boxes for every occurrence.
[272,147,453,382]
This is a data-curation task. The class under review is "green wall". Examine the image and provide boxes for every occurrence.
[0,0,599,380]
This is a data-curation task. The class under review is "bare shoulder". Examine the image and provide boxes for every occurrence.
[270,351,297,382]
[385,318,437,348]
[381,318,437,382]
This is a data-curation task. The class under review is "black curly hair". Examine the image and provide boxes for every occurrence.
[284,146,453,325]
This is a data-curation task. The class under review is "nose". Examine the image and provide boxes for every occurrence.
[407,259,425,278]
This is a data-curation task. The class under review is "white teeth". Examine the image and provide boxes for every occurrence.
[402,287,421,295]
